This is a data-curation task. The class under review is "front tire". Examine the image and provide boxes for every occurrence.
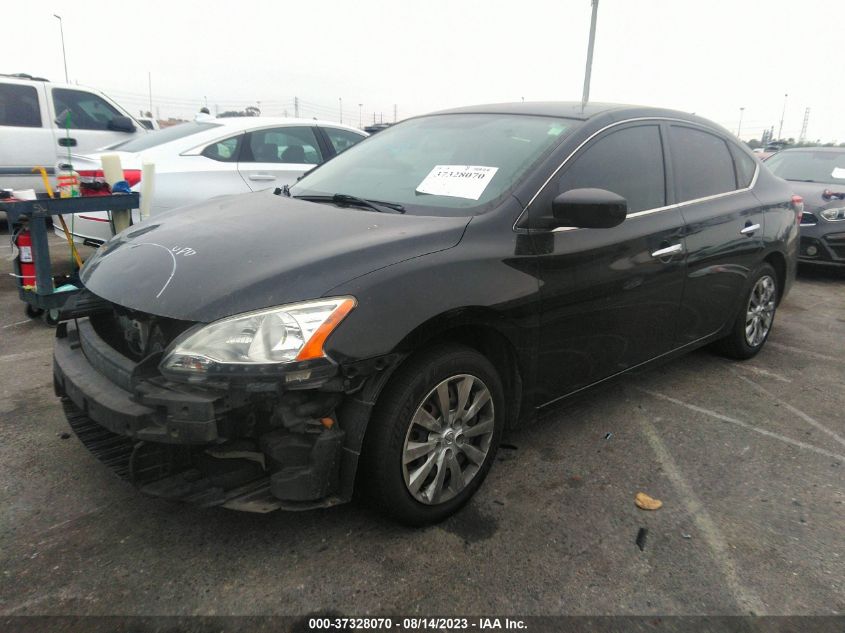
[360,344,504,526]
[716,263,779,360]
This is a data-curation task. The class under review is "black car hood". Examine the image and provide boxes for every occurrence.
[81,191,470,322]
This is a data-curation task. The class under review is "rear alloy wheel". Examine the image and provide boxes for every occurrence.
[361,345,504,525]
[716,262,778,360]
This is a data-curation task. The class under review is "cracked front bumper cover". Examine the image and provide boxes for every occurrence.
[53,320,222,444]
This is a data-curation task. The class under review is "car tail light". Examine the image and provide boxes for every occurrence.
[77,169,142,196]
[791,195,804,223]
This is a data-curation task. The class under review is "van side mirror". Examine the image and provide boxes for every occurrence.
[108,116,137,133]
[551,188,627,229]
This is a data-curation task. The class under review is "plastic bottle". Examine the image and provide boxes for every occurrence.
[56,165,81,198]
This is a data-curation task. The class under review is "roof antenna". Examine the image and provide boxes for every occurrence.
[581,0,599,112]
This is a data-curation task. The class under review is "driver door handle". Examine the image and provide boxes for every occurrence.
[651,243,684,258]
[740,223,761,235]
[248,173,276,181]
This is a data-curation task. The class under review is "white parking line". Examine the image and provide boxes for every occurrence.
[2,319,33,329]
[766,341,839,363]
[637,388,845,462]
[0,349,52,364]
[730,363,792,383]
[729,369,845,449]
[639,417,767,615]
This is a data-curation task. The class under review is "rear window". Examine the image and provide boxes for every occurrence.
[0,83,41,127]
[670,126,737,202]
[111,121,221,152]
[765,150,845,186]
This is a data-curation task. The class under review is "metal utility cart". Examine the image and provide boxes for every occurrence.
[2,193,139,324]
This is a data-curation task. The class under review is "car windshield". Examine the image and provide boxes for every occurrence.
[290,113,577,214]
[765,150,845,185]
[109,121,221,152]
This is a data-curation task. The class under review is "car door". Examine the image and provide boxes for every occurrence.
[666,124,764,345]
[151,132,251,213]
[238,126,324,190]
[0,81,56,191]
[50,87,139,155]
[527,122,687,404]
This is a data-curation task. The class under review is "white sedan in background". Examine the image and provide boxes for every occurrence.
[63,117,367,244]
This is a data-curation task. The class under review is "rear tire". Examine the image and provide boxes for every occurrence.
[360,344,504,526]
[715,263,778,360]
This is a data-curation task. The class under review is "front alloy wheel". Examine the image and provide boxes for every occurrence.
[402,374,495,505]
[361,344,504,525]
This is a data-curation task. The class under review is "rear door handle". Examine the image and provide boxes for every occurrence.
[248,174,276,181]
[740,223,761,235]
[651,243,684,258]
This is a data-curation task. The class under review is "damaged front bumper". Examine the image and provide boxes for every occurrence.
[53,318,375,513]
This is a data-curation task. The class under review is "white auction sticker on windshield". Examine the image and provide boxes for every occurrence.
[416,165,499,200]
[832,167,845,179]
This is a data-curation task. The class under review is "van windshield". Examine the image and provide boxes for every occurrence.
[110,121,220,152]
[290,114,576,215]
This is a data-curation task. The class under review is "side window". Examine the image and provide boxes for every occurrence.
[557,125,666,213]
[670,126,738,202]
[0,83,41,127]
[201,135,242,162]
[729,143,757,188]
[324,127,366,155]
[243,126,323,164]
[52,88,122,130]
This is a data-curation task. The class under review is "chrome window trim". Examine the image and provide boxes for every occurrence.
[516,116,761,233]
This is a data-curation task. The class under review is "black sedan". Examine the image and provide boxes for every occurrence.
[765,147,845,266]
[53,102,799,525]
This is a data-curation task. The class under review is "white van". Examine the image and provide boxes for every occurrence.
[0,73,146,193]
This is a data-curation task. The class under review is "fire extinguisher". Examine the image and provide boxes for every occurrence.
[16,228,36,289]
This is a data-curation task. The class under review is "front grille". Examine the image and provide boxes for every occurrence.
[824,232,845,259]
[62,398,135,479]
[89,306,195,362]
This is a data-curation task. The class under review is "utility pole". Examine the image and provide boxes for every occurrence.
[799,107,810,144]
[358,103,363,128]
[53,15,69,83]
[737,107,745,138]
[778,92,788,140]
[339,97,343,124]
[581,0,599,109]
[148,72,152,114]
[294,96,299,118]
[393,104,397,122]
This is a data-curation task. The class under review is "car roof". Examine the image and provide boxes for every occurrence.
[207,116,364,134]
[428,101,714,125]
[774,147,845,154]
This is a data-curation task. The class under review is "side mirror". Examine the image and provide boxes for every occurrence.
[551,188,627,229]
[108,116,137,133]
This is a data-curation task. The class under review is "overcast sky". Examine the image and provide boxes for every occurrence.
[3,0,843,141]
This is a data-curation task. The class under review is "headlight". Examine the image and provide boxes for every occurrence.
[160,297,355,376]
[820,207,845,221]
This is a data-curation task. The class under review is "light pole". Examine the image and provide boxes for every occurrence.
[778,93,788,140]
[358,103,363,128]
[53,15,68,83]
[581,0,599,109]
[737,107,745,138]
[339,97,343,124]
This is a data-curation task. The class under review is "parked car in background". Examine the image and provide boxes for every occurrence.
[137,117,160,131]
[765,147,845,266]
[64,117,367,243]
[54,102,799,525]
[0,73,145,193]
